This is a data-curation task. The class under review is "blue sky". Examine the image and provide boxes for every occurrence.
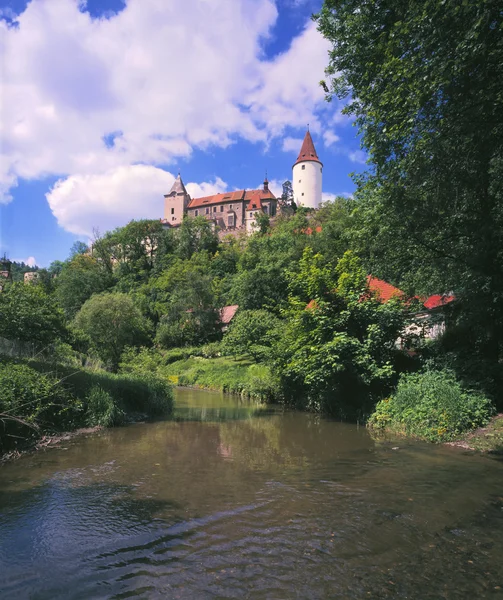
[0,0,366,267]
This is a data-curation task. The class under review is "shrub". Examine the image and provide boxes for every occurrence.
[85,385,125,427]
[368,369,494,442]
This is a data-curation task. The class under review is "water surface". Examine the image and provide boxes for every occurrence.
[1,388,502,599]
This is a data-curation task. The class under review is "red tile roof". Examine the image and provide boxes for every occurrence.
[219,304,239,325]
[423,294,456,310]
[368,276,456,310]
[367,276,405,302]
[246,191,264,211]
[293,130,322,167]
[187,188,275,209]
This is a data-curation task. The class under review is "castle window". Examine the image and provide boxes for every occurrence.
[250,212,253,217]
[302,165,305,170]
[171,207,174,215]
[320,167,322,173]
[220,205,224,212]
[302,193,304,196]
[172,216,175,221]
[229,205,233,209]
[206,208,209,214]
[299,180,301,183]
[195,210,198,216]
[263,206,268,214]
[213,206,217,213]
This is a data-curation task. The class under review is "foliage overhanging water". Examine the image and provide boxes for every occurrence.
[0,388,502,599]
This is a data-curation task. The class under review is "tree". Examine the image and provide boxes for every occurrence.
[0,282,67,348]
[73,292,150,370]
[176,216,219,260]
[148,255,220,348]
[92,220,168,290]
[69,241,89,259]
[273,249,408,417]
[56,254,114,318]
[279,180,296,212]
[315,0,503,400]
[221,309,283,361]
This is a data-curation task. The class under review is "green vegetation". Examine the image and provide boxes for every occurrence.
[0,358,173,454]
[73,292,150,371]
[166,357,279,401]
[460,415,503,454]
[315,0,503,401]
[368,370,494,443]
[3,1,503,448]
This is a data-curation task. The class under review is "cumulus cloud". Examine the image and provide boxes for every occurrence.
[13,256,37,267]
[282,137,304,153]
[323,130,340,147]
[348,150,367,164]
[46,165,227,237]
[0,0,340,220]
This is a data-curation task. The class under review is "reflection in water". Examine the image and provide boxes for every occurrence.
[0,387,502,599]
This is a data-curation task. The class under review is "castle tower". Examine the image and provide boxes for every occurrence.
[292,130,322,209]
[164,173,190,225]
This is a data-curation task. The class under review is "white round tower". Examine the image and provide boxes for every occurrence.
[292,130,322,209]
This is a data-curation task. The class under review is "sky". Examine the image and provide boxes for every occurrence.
[0,0,366,268]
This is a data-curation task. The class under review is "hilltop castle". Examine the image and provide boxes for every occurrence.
[162,131,323,233]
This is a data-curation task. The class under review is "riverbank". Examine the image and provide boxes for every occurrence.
[0,357,174,458]
[447,413,503,453]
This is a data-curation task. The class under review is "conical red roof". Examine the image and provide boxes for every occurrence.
[293,130,322,167]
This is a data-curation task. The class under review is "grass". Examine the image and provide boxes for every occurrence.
[453,414,503,453]
[0,356,174,455]
[162,355,281,401]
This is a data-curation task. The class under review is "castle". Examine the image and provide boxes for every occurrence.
[162,130,323,233]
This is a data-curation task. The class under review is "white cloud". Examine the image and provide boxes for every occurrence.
[282,137,303,153]
[46,165,227,237]
[348,150,367,164]
[323,130,340,147]
[267,178,287,198]
[13,256,37,267]
[1,0,339,220]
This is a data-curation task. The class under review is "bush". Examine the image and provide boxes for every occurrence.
[85,385,125,427]
[368,369,494,442]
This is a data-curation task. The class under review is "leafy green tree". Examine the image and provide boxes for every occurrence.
[56,254,114,318]
[148,255,220,347]
[221,309,283,361]
[273,249,408,417]
[315,0,503,399]
[73,292,151,370]
[92,220,167,290]
[69,241,89,258]
[0,282,67,347]
[175,216,219,260]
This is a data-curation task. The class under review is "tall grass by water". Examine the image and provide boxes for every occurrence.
[0,357,174,454]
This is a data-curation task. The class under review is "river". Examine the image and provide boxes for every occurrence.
[0,388,502,599]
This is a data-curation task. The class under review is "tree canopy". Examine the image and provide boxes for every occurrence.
[315,0,503,396]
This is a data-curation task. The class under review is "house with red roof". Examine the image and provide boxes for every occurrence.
[367,275,455,344]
